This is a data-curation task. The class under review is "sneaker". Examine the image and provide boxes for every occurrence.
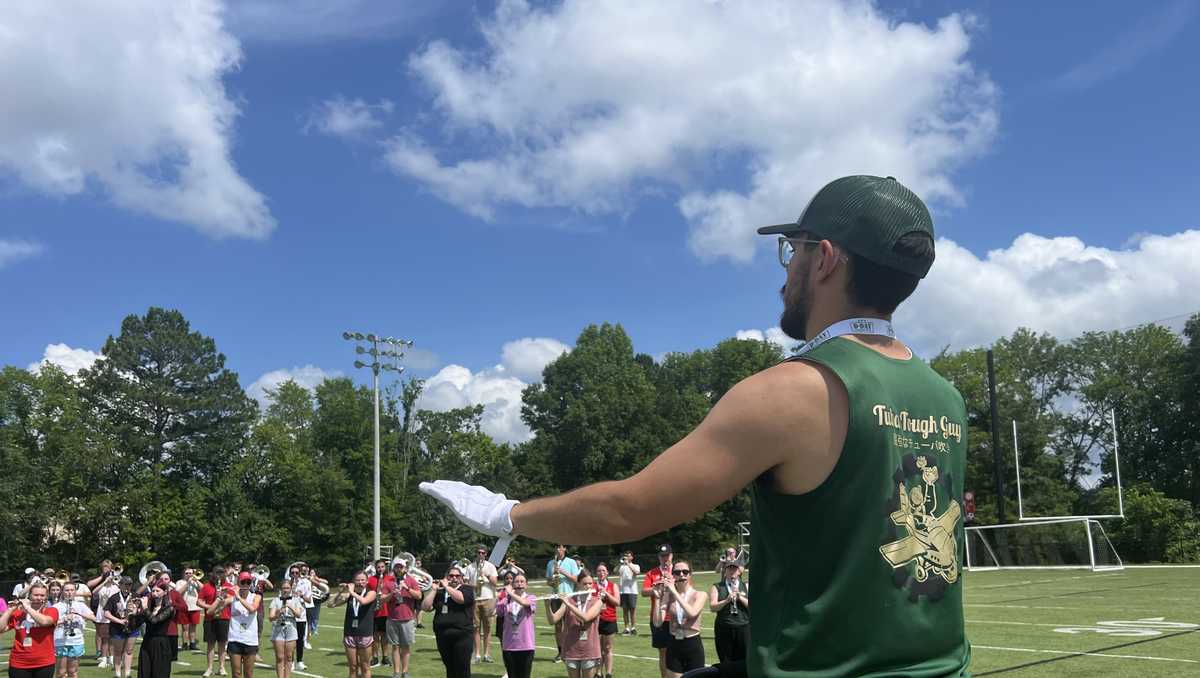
[553,654,562,664]
[382,657,390,666]
[371,660,382,668]
[415,623,424,629]
[202,670,212,678]
[304,641,312,650]
[219,669,228,676]
[297,663,307,671]
[483,654,494,663]
[472,656,481,665]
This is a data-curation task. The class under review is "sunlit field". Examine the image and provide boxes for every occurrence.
[4,568,1197,678]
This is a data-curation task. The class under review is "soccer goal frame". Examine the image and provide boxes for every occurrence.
[964,516,1124,571]
[1014,409,1125,522]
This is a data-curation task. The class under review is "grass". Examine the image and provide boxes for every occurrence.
[4,567,1197,677]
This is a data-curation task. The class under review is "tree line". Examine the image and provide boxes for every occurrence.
[2,307,1197,580]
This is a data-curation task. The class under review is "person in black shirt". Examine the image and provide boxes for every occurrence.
[421,566,475,678]
[708,561,749,664]
[134,584,176,678]
[328,572,377,678]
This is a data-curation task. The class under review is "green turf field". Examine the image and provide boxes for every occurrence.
[4,567,1197,677]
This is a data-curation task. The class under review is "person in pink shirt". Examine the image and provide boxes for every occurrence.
[550,571,603,678]
[495,574,537,678]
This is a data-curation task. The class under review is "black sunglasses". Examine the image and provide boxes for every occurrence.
[672,569,690,576]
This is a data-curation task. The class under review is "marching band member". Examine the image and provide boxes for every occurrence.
[330,571,378,678]
[268,580,305,678]
[103,577,139,678]
[382,560,421,678]
[495,574,536,678]
[714,547,738,573]
[616,552,639,636]
[367,560,391,669]
[640,545,673,678]
[550,571,602,678]
[286,568,311,672]
[94,573,121,669]
[53,583,96,678]
[544,545,580,663]
[151,573,186,665]
[709,560,749,664]
[302,566,327,641]
[463,546,498,665]
[12,568,37,599]
[593,565,619,678]
[199,567,234,678]
[176,568,203,652]
[132,583,177,678]
[1,581,59,678]
[86,561,114,592]
[227,573,262,678]
[651,562,705,678]
[46,581,63,607]
[421,566,474,678]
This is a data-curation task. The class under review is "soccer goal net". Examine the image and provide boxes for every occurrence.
[965,517,1123,571]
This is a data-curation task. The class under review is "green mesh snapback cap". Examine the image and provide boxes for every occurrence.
[757,175,936,278]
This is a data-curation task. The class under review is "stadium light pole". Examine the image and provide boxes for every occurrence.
[987,349,1005,525]
[343,331,414,561]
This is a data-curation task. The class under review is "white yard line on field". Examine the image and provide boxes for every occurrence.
[973,644,1198,664]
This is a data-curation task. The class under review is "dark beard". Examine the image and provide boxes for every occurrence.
[779,275,811,341]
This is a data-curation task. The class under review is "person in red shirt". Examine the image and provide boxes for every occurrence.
[200,567,236,678]
[0,582,60,678]
[366,560,392,669]
[594,564,620,678]
[641,544,674,678]
[382,560,422,678]
[157,572,190,664]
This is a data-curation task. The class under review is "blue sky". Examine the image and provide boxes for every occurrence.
[3,0,1198,442]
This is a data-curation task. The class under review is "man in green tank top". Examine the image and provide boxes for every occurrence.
[422,175,972,677]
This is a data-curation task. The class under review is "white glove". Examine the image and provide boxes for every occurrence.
[419,480,519,539]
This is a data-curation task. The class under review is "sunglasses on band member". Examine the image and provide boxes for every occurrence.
[672,569,690,576]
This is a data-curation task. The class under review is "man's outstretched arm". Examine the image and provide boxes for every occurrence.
[508,366,809,543]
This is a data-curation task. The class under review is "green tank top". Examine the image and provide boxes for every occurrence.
[749,338,971,678]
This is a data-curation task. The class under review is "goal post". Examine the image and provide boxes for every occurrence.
[1014,409,1125,522]
[965,517,1123,571]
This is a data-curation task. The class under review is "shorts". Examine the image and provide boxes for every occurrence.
[385,619,414,648]
[111,627,141,641]
[598,620,618,636]
[343,635,374,649]
[271,623,298,643]
[187,610,202,625]
[665,635,706,674]
[207,619,230,644]
[95,622,111,641]
[564,658,601,671]
[474,597,496,625]
[7,665,55,678]
[373,616,387,634]
[55,645,86,659]
[619,593,637,611]
[226,641,258,656]
[651,622,672,649]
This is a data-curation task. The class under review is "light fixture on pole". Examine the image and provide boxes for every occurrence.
[343,330,414,561]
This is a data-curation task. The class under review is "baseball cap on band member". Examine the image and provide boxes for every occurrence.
[658,544,672,555]
[757,175,936,278]
[238,572,253,583]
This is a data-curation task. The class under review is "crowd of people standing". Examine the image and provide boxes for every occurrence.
[4,546,748,678]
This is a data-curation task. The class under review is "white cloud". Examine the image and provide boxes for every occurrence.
[226,0,432,43]
[900,230,1200,355]
[247,365,342,409]
[416,336,570,444]
[386,0,996,261]
[0,239,44,269]
[27,343,102,376]
[500,337,570,382]
[734,327,794,350]
[0,1,274,239]
[305,97,394,139]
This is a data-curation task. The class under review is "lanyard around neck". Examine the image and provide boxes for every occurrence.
[795,317,896,357]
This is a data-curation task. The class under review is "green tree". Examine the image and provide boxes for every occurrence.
[81,307,256,482]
